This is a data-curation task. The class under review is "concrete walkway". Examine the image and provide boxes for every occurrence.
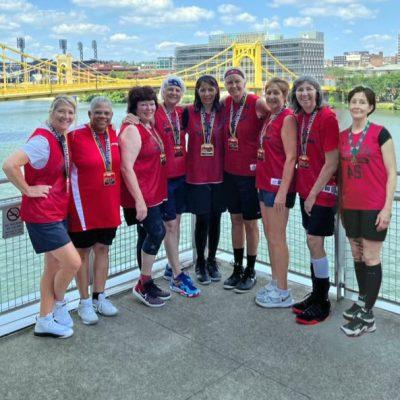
[1,262,399,400]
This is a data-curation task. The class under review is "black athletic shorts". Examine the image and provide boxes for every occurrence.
[300,198,336,237]
[223,172,261,220]
[69,227,118,248]
[186,183,226,215]
[342,209,387,242]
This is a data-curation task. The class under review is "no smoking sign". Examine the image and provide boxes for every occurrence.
[2,204,24,239]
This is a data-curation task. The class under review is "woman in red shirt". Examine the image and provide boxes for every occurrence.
[3,96,81,338]
[339,86,397,337]
[254,78,297,308]
[289,76,340,325]
[68,96,121,325]
[120,86,170,308]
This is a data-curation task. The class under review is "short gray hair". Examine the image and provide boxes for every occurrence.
[89,96,113,112]
[289,75,324,113]
[160,76,186,98]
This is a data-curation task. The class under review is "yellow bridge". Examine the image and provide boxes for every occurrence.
[0,42,333,101]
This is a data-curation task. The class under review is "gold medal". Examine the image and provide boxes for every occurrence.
[257,148,265,161]
[200,143,214,157]
[351,155,357,164]
[228,137,239,151]
[103,171,116,186]
[298,154,310,169]
[160,152,167,165]
[174,145,183,157]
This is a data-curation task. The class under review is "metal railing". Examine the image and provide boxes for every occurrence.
[1,189,400,335]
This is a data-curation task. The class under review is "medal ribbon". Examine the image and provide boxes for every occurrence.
[141,123,165,154]
[162,104,181,146]
[200,107,216,144]
[348,121,370,158]
[259,107,286,148]
[300,110,318,156]
[90,125,112,172]
[229,93,247,138]
[47,122,70,180]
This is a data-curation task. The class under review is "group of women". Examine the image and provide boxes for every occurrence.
[2,67,396,339]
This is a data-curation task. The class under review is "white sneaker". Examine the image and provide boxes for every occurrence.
[53,299,73,328]
[78,298,99,325]
[34,313,73,338]
[256,279,277,300]
[255,288,294,308]
[93,293,118,316]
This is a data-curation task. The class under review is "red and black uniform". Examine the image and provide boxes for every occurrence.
[154,106,186,179]
[224,93,264,176]
[186,105,224,185]
[68,124,121,233]
[21,127,69,223]
[120,123,167,209]
[339,122,391,242]
[296,106,339,207]
[256,108,295,194]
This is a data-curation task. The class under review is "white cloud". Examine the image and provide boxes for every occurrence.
[0,0,33,11]
[0,15,20,30]
[362,34,392,42]
[110,33,139,42]
[52,23,110,35]
[195,30,224,38]
[301,4,375,21]
[122,6,213,26]
[156,41,184,50]
[72,0,171,9]
[236,12,257,23]
[283,16,313,27]
[217,3,241,13]
[254,17,280,31]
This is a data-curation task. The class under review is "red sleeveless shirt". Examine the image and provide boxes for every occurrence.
[186,105,224,184]
[21,127,70,223]
[339,122,388,210]
[120,123,167,208]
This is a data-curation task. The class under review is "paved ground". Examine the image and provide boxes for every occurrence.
[1,262,400,400]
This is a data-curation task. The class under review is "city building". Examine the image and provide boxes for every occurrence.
[175,31,325,83]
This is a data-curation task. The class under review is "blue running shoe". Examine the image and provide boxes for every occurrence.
[170,272,201,298]
[163,264,173,281]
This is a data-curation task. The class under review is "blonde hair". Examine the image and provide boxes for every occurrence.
[49,95,77,115]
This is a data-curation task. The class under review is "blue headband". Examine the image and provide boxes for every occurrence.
[167,78,183,89]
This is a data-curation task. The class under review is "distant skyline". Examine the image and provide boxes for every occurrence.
[0,0,398,61]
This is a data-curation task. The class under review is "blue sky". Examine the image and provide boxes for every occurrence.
[0,0,398,62]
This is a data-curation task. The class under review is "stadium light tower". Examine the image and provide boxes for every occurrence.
[92,40,97,60]
[78,42,83,61]
[59,39,67,55]
[17,37,25,63]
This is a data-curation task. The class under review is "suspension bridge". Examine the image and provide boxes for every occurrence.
[0,41,332,101]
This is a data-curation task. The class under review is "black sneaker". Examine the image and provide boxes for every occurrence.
[342,297,365,321]
[207,259,222,282]
[234,268,256,293]
[195,260,204,279]
[295,300,331,325]
[197,261,211,285]
[341,309,376,337]
[149,280,171,300]
[223,263,243,290]
[292,292,316,315]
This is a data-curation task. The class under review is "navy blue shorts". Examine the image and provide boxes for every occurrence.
[68,227,118,248]
[258,190,296,209]
[161,176,186,221]
[300,198,336,237]
[26,220,71,254]
[223,172,261,220]
[186,183,226,216]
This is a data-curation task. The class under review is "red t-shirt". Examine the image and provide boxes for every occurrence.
[224,93,264,176]
[339,122,388,210]
[186,105,224,184]
[68,124,121,232]
[295,106,339,207]
[256,108,296,193]
[120,123,167,208]
[154,105,186,179]
[21,127,70,223]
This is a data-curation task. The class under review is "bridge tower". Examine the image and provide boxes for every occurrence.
[56,54,73,84]
[232,41,263,89]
